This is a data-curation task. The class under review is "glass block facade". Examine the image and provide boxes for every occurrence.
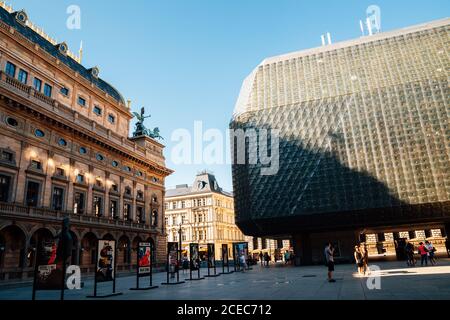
[230,19,450,235]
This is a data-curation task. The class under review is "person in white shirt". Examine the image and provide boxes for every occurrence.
[324,242,336,283]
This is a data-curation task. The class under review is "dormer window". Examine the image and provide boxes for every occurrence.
[89,67,100,78]
[57,42,68,56]
[15,10,28,26]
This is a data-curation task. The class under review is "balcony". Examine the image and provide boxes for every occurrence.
[0,202,150,231]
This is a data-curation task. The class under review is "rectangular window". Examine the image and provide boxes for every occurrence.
[136,206,144,223]
[18,69,28,84]
[93,195,103,217]
[55,168,65,177]
[60,87,69,96]
[5,62,16,77]
[52,187,64,211]
[108,114,115,124]
[123,203,131,221]
[43,84,52,97]
[30,160,42,170]
[78,97,86,107]
[110,200,118,219]
[1,151,13,162]
[76,174,84,184]
[0,174,11,202]
[25,181,40,207]
[33,78,42,92]
[73,191,85,214]
[93,106,102,116]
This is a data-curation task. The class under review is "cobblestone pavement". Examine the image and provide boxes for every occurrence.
[1,259,449,300]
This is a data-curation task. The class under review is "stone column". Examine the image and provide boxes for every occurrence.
[292,233,312,266]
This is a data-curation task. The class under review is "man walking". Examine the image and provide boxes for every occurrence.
[324,242,336,283]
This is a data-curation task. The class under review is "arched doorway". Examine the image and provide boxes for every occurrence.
[80,232,97,271]
[118,235,130,270]
[0,225,26,276]
[29,228,54,268]
[102,233,115,241]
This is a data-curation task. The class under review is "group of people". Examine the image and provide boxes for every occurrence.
[258,251,272,267]
[353,244,370,276]
[412,241,437,266]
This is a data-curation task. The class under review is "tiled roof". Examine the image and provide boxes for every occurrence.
[0,7,126,105]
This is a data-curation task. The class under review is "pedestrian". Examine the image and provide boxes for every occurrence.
[361,244,369,275]
[289,252,295,265]
[284,251,290,264]
[324,242,336,283]
[446,238,450,258]
[182,256,189,275]
[354,245,364,275]
[264,252,269,267]
[418,242,428,266]
[240,252,248,271]
[259,251,264,266]
[425,241,437,266]
[405,241,415,267]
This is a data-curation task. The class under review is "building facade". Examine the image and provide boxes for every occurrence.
[230,19,450,264]
[165,172,245,261]
[0,4,172,280]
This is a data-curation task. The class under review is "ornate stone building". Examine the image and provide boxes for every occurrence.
[165,172,245,260]
[0,4,172,280]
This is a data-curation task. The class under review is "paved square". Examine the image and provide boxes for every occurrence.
[1,259,449,300]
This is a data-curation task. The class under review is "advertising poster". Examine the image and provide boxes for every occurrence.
[222,244,229,265]
[233,242,249,267]
[207,243,215,267]
[35,240,63,290]
[190,243,199,270]
[138,242,151,276]
[167,242,178,273]
[96,240,115,282]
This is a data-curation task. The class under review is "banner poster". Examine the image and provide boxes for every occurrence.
[207,243,215,267]
[222,244,229,265]
[167,242,178,272]
[190,243,199,270]
[96,240,115,282]
[138,242,151,276]
[35,239,63,290]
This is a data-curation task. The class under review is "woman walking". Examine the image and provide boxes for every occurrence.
[354,245,364,275]
[361,244,369,275]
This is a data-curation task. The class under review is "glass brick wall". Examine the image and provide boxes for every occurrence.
[230,20,449,222]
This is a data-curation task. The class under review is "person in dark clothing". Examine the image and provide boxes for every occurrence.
[445,238,450,258]
[259,251,264,266]
[263,252,270,267]
[405,241,416,267]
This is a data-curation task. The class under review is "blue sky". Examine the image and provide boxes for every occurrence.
[10,0,449,191]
